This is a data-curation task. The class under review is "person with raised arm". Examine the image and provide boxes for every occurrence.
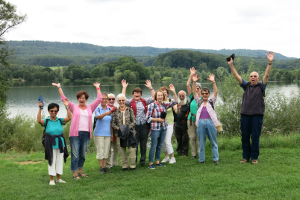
[227,51,274,164]
[146,84,178,169]
[52,82,102,179]
[192,74,219,165]
[186,67,202,159]
[37,100,72,185]
[121,79,155,166]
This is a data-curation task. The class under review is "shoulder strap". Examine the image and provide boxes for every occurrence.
[209,99,214,110]
[44,118,49,131]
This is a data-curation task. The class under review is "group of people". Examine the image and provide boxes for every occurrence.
[37,51,274,185]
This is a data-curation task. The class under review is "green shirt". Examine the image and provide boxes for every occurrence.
[164,100,174,125]
[187,93,201,121]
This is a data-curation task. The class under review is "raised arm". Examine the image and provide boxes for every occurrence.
[121,79,128,95]
[63,98,72,123]
[52,83,65,96]
[37,101,45,125]
[94,82,101,94]
[227,58,242,84]
[192,74,200,99]
[90,82,102,112]
[169,84,178,102]
[263,51,274,85]
[207,74,218,98]
[186,67,196,96]
[145,79,155,101]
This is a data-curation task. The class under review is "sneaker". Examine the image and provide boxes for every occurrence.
[169,157,176,164]
[240,159,248,164]
[214,161,219,165]
[161,157,170,163]
[148,164,155,169]
[100,167,105,174]
[56,179,66,183]
[156,163,166,167]
[104,167,112,173]
[49,180,55,185]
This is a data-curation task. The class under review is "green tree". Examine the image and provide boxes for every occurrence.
[177,71,183,80]
[171,72,177,80]
[153,71,161,82]
[199,62,208,72]
[163,56,172,67]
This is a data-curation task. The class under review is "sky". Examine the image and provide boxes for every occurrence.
[5,0,300,58]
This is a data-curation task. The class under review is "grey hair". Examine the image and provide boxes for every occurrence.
[107,93,115,98]
[250,71,259,78]
[116,93,126,102]
[178,90,187,96]
[196,82,202,88]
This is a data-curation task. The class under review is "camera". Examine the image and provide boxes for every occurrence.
[160,111,166,119]
[226,54,235,62]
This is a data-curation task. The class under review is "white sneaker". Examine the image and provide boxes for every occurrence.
[169,157,176,164]
[161,157,170,163]
[49,180,55,185]
[56,179,66,183]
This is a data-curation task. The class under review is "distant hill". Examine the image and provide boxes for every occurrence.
[7,40,295,60]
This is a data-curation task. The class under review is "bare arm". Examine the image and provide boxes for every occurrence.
[94,82,101,94]
[186,67,196,96]
[263,51,275,85]
[145,80,155,101]
[37,101,44,125]
[192,74,199,99]
[63,99,72,123]
[227,58,242,84]
[52,83,64,96]
[207,74,218,98]
[169,84,178,102]
[97,110,112,120]
[121,79,128,95]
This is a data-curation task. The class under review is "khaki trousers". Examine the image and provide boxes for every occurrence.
[188,121,199,157]
[117,137,136,169]
[106,141,119,168]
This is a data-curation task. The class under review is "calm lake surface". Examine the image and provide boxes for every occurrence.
[5,81,300,118]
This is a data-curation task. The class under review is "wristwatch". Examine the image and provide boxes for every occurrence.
[65,107,69,109]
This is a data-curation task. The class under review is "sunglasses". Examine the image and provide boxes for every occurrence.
[196,88,201,90]
[201,93,209,95]
[50,110,58,113]
[118,100,125,102]
[108,98,115,101]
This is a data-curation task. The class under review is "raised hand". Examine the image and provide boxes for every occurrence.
[93,82,100,88]
[63,98,69,107]
[227,57,234,66]
[207,74,215,82]
[169,84,176,93]
[121,79,128,88]
[192,74,199,82]
[52,83,61,88]
[190,67,196,76]
[38,101,43,108]
[266,51,275,62]
[145,80,152,88]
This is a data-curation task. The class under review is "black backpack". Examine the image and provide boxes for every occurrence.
[42,118,63,147]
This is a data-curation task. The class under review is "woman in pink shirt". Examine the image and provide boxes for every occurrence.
[52,82,102,179]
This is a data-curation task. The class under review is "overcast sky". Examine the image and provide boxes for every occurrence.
[5,0,300,58]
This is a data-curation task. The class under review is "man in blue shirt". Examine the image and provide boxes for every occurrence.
[227,51,274,164]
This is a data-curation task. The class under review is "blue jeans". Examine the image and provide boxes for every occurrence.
[149,128,167,163]
[69,132,90,172]
[197,119,219,162]
[241,114,263,160]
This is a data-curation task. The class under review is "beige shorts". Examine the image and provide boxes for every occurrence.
[94,136,111,160]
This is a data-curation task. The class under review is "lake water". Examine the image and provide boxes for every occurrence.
[5,81,300,118]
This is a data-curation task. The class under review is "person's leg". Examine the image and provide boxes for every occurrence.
[175,126,182,155]
[129,146,137,169]
[206,119,219,162]
[251,115,263,160]
[117,137,128,169]
[182,128,190,156]
[106,142,112,168]
[48,148,57,181]
[198,120,207,162]
[135,125,141,164]
[95,136,103,166]
[162,124,174,162]
[112,141,119,166]
[155,128,167,164]
[188,121,198,157]
[69,136,80,177]
[149,129,159,165]
[241,115,252,160]
[139,124,149,165]
[78,132,90,175]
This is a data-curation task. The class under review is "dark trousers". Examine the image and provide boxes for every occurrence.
[135,123,149,165]
[241,114,263,160]
[175,126,189,156]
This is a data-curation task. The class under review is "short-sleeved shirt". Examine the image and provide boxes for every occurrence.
[126,97,153,125]
[164,100,174,125]
[43,117,65,149]
[187,93,199,122]
[94,106,112,137]
[240,78,266,92]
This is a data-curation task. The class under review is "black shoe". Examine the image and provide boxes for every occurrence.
[122,168,128,171]
[130,168,136,171]
[100,167,105,174]
[104,167,112,173]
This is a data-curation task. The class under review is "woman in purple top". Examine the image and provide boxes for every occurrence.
[192,74,219,165]
[52,82,102,180]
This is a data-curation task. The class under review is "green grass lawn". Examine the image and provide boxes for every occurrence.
[1,145,300,200]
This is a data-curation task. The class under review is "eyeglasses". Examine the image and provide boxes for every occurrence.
[50,110,58,113]
[250,75,258,78]
[108,98,115,101]
[196,88,201,90]
[118,100,125,102]
[201,93,209,95]
[179,95,185,98]
[102,98,108,101]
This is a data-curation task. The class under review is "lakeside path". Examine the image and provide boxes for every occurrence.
[1,147,300,199]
